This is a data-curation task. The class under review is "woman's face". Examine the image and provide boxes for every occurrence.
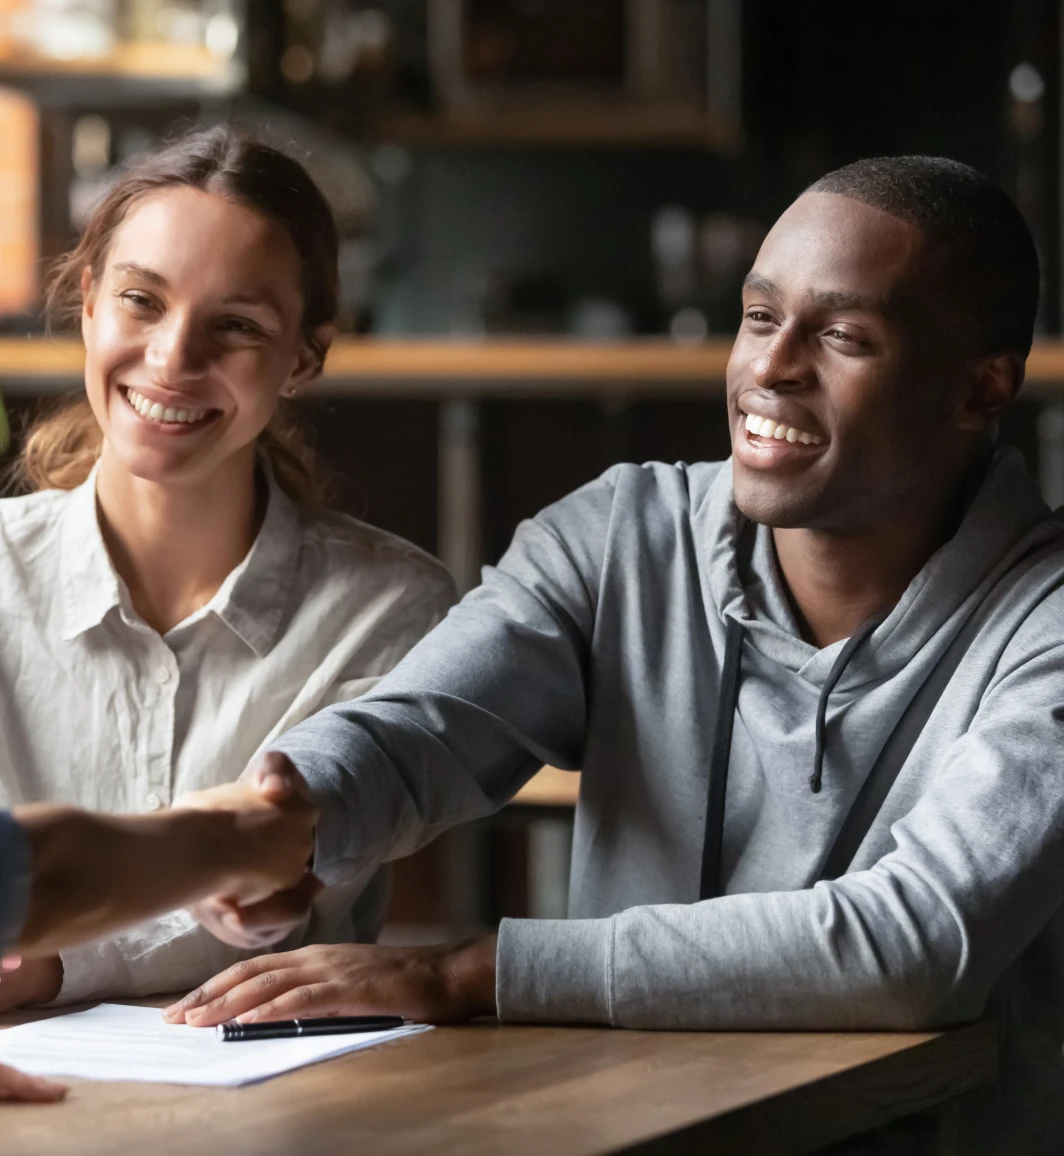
[82,185,321,488]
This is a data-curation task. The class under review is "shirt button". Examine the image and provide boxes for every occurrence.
[144,793,163,812]
[155,667,172,684]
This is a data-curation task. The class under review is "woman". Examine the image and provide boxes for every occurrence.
[0,126,454,1010]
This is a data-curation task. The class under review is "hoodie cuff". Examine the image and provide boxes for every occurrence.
[496,917,614,1025]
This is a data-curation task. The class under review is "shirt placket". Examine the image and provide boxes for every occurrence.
[141,637,178,813]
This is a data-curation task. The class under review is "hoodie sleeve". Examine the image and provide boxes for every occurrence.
[270,472,616,886]
[498,619,1064,1031]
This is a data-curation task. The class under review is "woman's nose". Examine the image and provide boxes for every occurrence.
[144,317,207,384]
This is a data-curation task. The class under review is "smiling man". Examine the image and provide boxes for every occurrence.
[175,158,1064,1152]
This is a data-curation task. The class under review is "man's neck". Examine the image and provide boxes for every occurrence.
[94,446,262,636]
[771,472,979,648]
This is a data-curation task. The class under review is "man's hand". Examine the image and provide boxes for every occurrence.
[179,753,321,949]
[174,752,318,909]
[0,1062,66,1103]
[0,955,62,1012]
[184,874,323,951]
[162,936,498,1027]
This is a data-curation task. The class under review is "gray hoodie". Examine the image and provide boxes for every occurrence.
[275,447,1064,1152]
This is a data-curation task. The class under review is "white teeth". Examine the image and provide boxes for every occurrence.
[125,389,207,425]
[743,411,824,446]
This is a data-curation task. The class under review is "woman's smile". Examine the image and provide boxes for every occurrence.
[118,386,220,433]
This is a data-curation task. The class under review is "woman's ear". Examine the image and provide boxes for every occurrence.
[287,323,338,395]
[79,265,96,334]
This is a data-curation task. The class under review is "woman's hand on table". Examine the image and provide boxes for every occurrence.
[0,1061,66,1103]
[163,936,499,1027]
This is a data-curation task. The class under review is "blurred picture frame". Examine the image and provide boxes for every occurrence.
[427,0,741,143]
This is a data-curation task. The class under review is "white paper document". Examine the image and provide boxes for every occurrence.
[0,1003,431,1087]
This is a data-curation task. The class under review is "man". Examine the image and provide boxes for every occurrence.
[175,158,1064,1151]
[0,754,315,1100]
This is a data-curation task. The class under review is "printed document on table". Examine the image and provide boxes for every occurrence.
[0,1003,431,1087]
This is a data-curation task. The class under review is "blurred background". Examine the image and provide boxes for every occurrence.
[0,0,1062,941]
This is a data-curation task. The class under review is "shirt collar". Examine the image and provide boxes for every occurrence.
[59,458,304,657]
[59,462,124,641]
[204,460,303,658]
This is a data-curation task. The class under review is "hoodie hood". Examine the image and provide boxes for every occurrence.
[698,447,1054,692]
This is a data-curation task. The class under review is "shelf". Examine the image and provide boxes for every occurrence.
[3,337,1064,398]
[0,42,241,95]
[512,766,580,808]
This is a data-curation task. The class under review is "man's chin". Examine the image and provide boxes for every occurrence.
[732,473,825,529]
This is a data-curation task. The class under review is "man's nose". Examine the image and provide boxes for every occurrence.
[749,327,808,391]
[144,316,207,386]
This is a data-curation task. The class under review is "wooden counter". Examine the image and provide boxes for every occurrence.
[0,1012,996,1156]
[3,337,1064,397]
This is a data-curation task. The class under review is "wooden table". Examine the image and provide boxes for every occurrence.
[0,1013,995,1156]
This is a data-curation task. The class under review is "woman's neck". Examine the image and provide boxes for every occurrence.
[93,446,264,635]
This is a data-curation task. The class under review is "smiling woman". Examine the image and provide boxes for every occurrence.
[0,126,455,1013]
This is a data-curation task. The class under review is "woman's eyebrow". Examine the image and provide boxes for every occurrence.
[112,261,167,286]
[220,290,284,316]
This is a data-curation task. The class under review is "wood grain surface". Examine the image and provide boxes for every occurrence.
[0,1012,996,1156]
[3,337,1064,397]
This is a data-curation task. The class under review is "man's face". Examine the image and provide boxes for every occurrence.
[727,192,973,531]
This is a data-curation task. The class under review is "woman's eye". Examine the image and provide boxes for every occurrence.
[218,317,263,336]
[745,309,774,324]
[119,290,156,311]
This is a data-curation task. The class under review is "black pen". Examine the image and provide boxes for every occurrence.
[217,1016,406,1042]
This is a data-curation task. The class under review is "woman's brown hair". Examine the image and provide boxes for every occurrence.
[14,124,338,502]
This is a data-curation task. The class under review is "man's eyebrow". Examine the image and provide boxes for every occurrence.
[742,273,776,295]
[112,261,167,287]
[743,274,886,313]
[808,289,885,312]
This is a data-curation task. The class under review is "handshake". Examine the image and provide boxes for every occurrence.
[14,752,320,957]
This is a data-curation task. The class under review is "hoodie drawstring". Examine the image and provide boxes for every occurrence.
[699,613,883,900]
[808,615,883,794]
[699,616,744,901]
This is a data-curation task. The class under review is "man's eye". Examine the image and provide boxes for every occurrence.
[826,328,853,342]
[745,310,773,324]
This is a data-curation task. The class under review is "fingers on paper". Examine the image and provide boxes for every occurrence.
[164,951,297,1022]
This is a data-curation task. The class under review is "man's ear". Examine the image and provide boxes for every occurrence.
[286,323,337,395]
[955,352,1023,431]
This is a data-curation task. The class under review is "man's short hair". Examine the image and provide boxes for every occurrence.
[808,156,1040,358]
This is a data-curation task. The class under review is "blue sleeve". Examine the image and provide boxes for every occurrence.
[0,811,30,953]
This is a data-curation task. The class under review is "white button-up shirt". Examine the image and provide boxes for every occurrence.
[0,463,455,1002]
